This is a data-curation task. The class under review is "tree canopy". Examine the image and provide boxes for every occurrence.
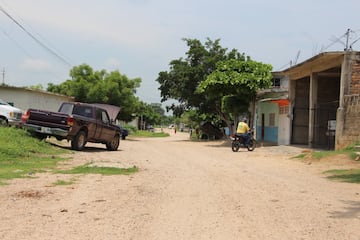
[197,58,273,118]
[157,38,246,117]
[47,64,142,122]
[156,38,273,130]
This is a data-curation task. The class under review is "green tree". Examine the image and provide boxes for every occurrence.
[197,59,273,130]
[156,38,245,119]
[27,84,44,91]
[47,64,142,122]
[137,102,163,129]
[157,38,273,134]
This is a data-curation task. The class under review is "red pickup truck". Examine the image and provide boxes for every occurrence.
[22,102,122,151]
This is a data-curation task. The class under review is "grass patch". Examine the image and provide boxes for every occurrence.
[0,127,69,185]
[132,130,169,138]
[324,169,360,183]
[293,143,360,184]
[293,143,360,161]
[57,163,138,175]
[292,153,307,159]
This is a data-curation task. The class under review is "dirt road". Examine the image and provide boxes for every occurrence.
[1,130,360,240]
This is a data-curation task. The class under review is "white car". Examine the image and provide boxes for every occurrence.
[0,99,23,127]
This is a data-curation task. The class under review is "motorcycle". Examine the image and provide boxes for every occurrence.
[230,130,257,152]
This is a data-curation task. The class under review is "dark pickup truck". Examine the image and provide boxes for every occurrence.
[22,102,122,151]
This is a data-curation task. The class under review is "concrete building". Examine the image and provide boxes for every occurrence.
[0,85,74,112]
[280,51,360,150]
[255,74,290,146]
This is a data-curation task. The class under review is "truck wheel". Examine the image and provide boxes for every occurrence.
[31,132,47,140]
[71,130,87,151]
[0,117,8,127]
[106,135,120,151]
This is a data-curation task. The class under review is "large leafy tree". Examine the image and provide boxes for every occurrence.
[156,38,272,132]
[197,59,273,130]
[137,102,163,128]
[47,64,141,122]
[157,38,245,118]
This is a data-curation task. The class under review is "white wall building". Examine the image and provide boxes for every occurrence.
[0,86,74,112]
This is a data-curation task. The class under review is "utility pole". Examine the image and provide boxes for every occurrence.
[2,68,4,85]
[345,28,351,51]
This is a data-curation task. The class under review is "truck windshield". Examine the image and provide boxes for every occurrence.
[0,99,10,105]
[58,103,74,115]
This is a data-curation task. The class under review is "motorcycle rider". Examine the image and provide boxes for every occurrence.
[236,118,251,146]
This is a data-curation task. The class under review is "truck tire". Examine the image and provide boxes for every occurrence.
[71,130,87,151]
[106,134,120,151]
[0,117,8,127]
[31,132,47,140]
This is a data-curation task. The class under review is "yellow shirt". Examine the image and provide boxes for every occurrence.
[236,122,250,134]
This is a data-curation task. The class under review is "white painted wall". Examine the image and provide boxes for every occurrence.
[278,113,290,145]
[0,86,74,112]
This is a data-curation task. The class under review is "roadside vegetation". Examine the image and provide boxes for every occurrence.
[57,163,138,175]
[0,127,69,185]
[324,169,360,183]
[131,130,169,138]
[0,127,138,185]
[293,143,360,183]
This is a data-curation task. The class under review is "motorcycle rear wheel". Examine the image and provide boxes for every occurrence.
[231,141,240,152]
[247,139,256,151]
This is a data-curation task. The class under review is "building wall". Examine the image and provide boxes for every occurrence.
[336,54,360,149]
[256,102,278,143]
[0,86,73,112]
[350,60,360,94]
[338,94,360,147]
[278,106,291,145]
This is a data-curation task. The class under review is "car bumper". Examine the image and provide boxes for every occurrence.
[24,123,69,137]
[8,118,23,127]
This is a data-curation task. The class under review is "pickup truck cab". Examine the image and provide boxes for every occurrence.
[22,102,122,151]
[0,99,23,127]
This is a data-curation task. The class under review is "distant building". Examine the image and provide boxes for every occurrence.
[0,85,74,111]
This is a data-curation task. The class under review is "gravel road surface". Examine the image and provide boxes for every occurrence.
[1,130,360,240]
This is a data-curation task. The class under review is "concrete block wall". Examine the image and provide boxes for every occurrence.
[340,94,360,147]
[351,60,360,94]
[337,56,360,149]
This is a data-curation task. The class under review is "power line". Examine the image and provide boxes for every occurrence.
[0,5,72,67]
[278,28,360,71]
[0,27,33,58]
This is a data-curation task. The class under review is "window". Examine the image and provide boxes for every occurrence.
[279,105,289,115]
[73,106,93,118]
[269,113,275,126]
[59,103,74,114]
[101,111,110,124]
[272,78,281,87]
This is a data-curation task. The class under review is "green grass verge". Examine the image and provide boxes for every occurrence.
[53,178,77,186]
[132,130,169,138]
[293,143,360,161]
[292,143,360,184]
[0,127,69,185]
[57,163,138,175]
[324,169,360,183]
[0,128,138,186]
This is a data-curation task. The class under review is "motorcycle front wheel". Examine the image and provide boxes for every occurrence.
[231,141,240,152]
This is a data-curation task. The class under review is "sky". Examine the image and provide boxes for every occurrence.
[0,0,359,109]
